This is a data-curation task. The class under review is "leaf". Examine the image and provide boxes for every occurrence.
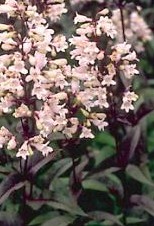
[82,179,108,192]
[94,132,115,147]
[131,195,154,217]
[135,99,154,124]
[42,215,75,226]
[48,199,87,216]
[88,211,123,226]
[28,151,57,176]
[126,164,154,187]
[86,220,104,226]
[94,146,115,166]
[0,173,25,205]
[49,158,72,182]
[88,168,123,197]
[118,125,141,167]
[29,212,58,225]
[69,158,88,199]
[90,167,120,179]
[128,126,141,160]
[0,211,22,226]
[126,217,146,224]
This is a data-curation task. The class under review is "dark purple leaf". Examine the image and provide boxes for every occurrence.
[0,173,25,205]
[131,194,154,217]
[117,125,141,167]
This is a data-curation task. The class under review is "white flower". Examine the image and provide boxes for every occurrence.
[16,141,33,160]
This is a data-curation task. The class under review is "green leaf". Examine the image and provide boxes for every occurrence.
[94,146,115,166]
[85,220,104,226]
[82,179,108,192]
[126,164,154,187]
[42,215,75,226]
[48,199,87,216]
[126,217,146,224]
[88,211,123,226]
[49,158,72,183]
[94,132,115,147]
[29,212,58,226]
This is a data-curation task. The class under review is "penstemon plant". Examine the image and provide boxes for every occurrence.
[0,0,138,159]
[0,0,153,225]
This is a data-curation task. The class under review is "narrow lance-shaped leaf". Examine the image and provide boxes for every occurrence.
[88,211,123,226]
[118,125,141,167]
[126,164,154,187]
[42,215,76,226]
[28,151,57,176]
[0,173,25,205]
[131,195,154,217]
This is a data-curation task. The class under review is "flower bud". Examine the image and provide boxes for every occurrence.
[7,137,17,150]
[0,24,12,31]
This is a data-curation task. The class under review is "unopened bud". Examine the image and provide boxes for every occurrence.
[0,24,12,31]
[98,8,109,16]
[1,43,16,51]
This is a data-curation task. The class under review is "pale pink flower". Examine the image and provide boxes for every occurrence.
[9,60,28,74]
[112,42,131,55]
[22,38,32,54]
[74,13,92,24]
[130,11,152,42]
[0,126,15,149]
[32,142,53,157]
[121,91,138,112]
[34,51,47,71]
[101,75,116,86]
[32,82,51,100]
[52,35,68,52]
[16,141,33,160]
[120,64,139,79]
[122,51,138,61]
[7,136,17,150]
[121,100,134,113]
[0,94,15,113]
[13,104,32,118]
[76,23,95,36]
[97,16,117,38]
[46,2,67,21]
[80,127,94,139]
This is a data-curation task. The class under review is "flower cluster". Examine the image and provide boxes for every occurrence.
[70,0,104,6]
[112,9,152,52]
[0,0,139,159]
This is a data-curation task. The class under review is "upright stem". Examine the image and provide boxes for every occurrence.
[119,2,127,225]
[19,15,31,225]
[72,156,78,188]
[119,3,126,42]
[20,157,28,226]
